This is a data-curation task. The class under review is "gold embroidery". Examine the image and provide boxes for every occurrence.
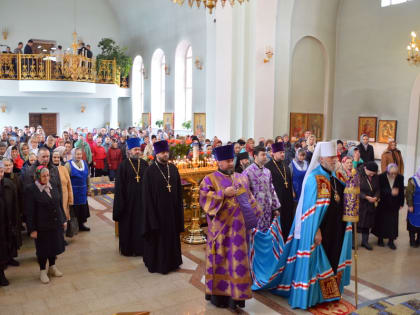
[319,275,341,300]
[316,175,331,199]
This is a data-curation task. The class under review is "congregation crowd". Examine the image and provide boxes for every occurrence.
[0,124,419,310]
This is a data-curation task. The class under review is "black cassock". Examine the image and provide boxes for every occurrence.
[265,159,295,241]
[372,173,404,240]
[141,161,184,274]
[320,173,346,273]
[113,158,149,256]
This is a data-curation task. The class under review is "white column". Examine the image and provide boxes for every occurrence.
[253,0,278,139]
[206,3,233,142]
[110,97,119,128]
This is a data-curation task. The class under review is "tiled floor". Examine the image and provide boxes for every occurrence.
[1,199,419,315]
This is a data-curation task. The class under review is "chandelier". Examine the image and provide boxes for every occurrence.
[172,0,250,14]
[407,31,420,65]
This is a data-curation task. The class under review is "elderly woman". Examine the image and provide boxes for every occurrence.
[358,161,380,250]
[406,167,420,248]
[3,158,23,238]
[19,143,30,162]
[25,166,66,284]
[52,151,73,223]
[381,140,404,175]
[372,163,404,249]
[65,148,90,232]
[289,148,308,202]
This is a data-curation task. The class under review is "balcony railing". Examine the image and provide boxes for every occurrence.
[0,53,128,87]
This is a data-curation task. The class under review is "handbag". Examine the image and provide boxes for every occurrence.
[66,206,79,237]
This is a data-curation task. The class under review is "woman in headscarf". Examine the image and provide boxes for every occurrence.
[245,138,255,162]
[28,135,39,156]
[3,158,23,235]
[289,148,308,202]
[348,146,364,169]
[380,139,404,175]
[372,163,404,249]
[65,148,91,232]
[25,166,66,284]
[52,150,73,224]
[406,167,420,247]
[357,134,375,163]
[358,161,380,250]
[10,146,23,174]
[19,143,30,162]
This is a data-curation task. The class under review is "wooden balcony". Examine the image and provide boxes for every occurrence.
[0,53,128,88]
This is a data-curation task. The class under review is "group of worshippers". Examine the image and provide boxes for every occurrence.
[0,146,91,286]
[198,138,420,311]
[113,138,184,274]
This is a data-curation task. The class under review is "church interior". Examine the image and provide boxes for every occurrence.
[1,0,420,314]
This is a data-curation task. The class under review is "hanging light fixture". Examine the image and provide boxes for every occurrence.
[406,31,420,65]
[172,0,249,14]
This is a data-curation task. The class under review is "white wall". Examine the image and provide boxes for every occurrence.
[0,97,110,132]
[109,0,207,127]
[290,37,325,114]
[0,0,120,55]
[334,0,420,178]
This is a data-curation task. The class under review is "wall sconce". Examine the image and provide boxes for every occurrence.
[195,57,203,70]
[165,64,170,76]
[0,104,6,113]
[2,27,8,40]
[81,105,86,113]
[264,46,274,63]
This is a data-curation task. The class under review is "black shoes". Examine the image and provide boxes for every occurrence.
[7,258,19,267]
[388,240,397,250]
[0,271,9,286]
[79,224,91,232]
[362,242,373,251]
[378,238,385,247]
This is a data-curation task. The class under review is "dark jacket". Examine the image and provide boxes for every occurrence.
[24,44,33,54]
[22,161,62,196]
[358,168,380,230]
[24,183,66,233]
[357,143,375,163]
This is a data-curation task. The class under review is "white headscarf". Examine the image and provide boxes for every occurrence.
[294,141,337,239]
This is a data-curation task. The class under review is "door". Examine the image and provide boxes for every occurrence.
[41,114,57,136]
[29,114,42,128]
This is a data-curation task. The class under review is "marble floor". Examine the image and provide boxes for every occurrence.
[1,197,419,315]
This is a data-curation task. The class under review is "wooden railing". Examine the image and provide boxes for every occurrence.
[0,53,128,87]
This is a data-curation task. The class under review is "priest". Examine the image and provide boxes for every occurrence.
[141,140,184,274]
[265,142,295,240]
[249,141,352,310]
[113,137,149,257]
[199,144,262,310]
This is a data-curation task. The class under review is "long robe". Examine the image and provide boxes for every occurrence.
[372,173,404,239]
[2,176,21,257]
[0,179,17,267]
[199,171,262,301]
[113,158,148,256]
[141,161,184,274]
[249,165,352,309]
[358,169,380,233]
[243,163,280,231]
[265,159,295,240]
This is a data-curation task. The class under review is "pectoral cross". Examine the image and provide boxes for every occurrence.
[135,175,140,183]
[285,181,289,189]
[167,183,172,192]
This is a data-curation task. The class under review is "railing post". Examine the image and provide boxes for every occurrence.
[17,54,21,80]
[47,56,51,80]
[113,59,117,85]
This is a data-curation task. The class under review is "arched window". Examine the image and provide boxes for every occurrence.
[151,49,166,127]
[175,41,193,130]
[132,55,144,126]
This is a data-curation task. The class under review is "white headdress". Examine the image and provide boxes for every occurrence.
[294,141,337,239]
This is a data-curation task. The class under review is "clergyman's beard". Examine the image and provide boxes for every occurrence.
[220,167,234,175]
[130,153,141,159]
[157,156,169,164]
[321,161,337,173]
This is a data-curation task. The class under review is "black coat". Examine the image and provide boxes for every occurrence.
[372,173,404,239]
[357,143,375,163]
[23,161,62,200]
[1,178,21,258]
[24,183,66,233]
[358,169,380,231]
[113,158,149,256]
